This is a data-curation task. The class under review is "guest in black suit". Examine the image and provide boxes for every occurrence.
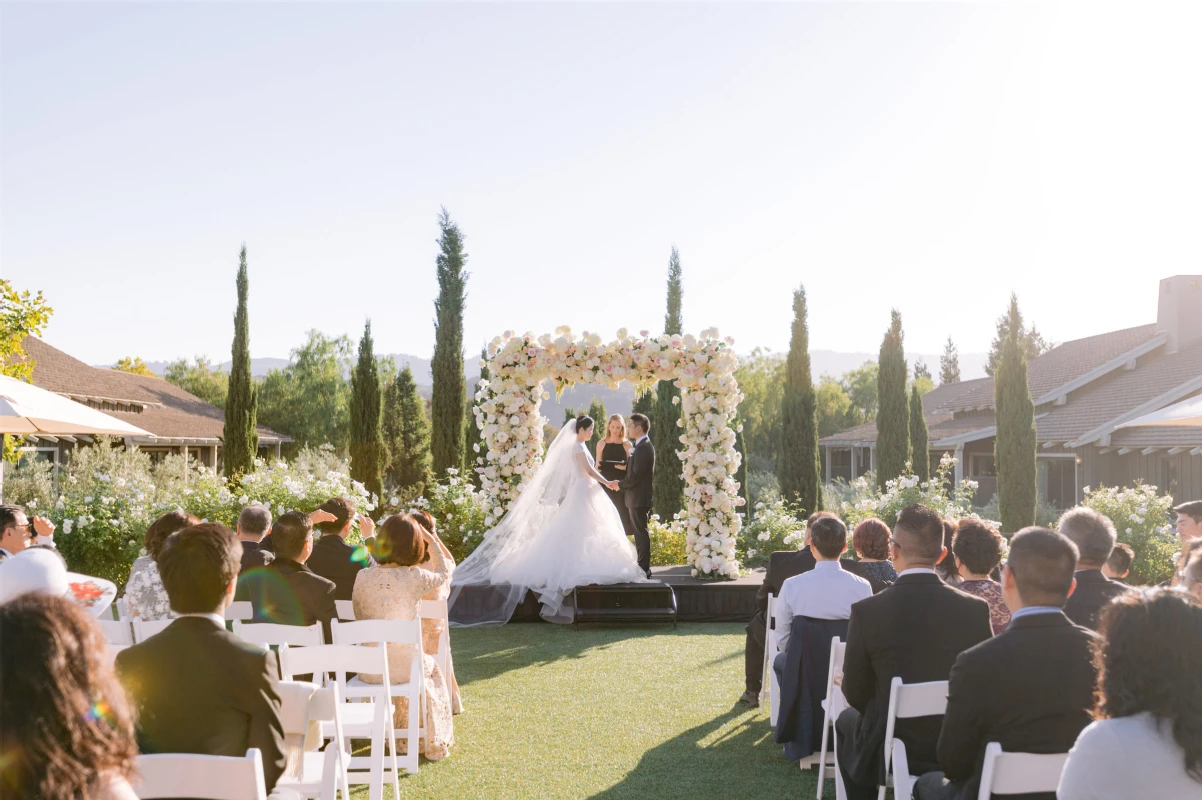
[233,504,272,601]
[116,523,287,792]
[619,412,655,579]
[1058,507,1132,630]
[835,503,993,800]
[914,527,1100,800]
[740,511,870,707]
[306,496,377,601]
[245,511,338,642]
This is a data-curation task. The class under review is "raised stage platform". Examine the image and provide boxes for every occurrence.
[450,565,765,625]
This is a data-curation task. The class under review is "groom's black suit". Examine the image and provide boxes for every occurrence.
[620,435,655,578]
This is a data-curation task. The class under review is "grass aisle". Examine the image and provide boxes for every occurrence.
[353,622,831,799]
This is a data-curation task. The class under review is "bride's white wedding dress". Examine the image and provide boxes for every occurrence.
[450,420,647,625]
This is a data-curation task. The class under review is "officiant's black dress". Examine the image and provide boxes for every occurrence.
[599,442,637,540]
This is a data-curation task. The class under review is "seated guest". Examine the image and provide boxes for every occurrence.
[835,503,993,800]
[413,508,463,714]
[0,503,56,560]
[246,511,337,642]
[1058,590,1202,799]
[1058,507,1132,630]
[1175,500,1202,548]
[306,496,376,601]
[116,523,287,792]
[851,518,897,588]
[125,510,199,621]
[1,593,139,799]
[353,513,455,760]
[775,515,872,654]
[950,519,1010,635]
[237,503,274,572]
[1102,542,1134,582]
[934,518,960,584]
[741,511,869,708]
[914,527,1099,800]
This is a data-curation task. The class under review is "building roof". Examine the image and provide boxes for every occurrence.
[819,325,1202,450]
[21,337,288,445]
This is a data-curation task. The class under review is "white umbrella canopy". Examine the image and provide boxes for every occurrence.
[1117,396,1202,429]
[0,375,152,437]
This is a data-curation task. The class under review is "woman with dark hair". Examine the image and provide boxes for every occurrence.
[353,513,455,760]
[1058,589,1202,798]
[851,518,898,586]
[412,508,463,714]
[0,593,139,799]
[950,519,1010,634]
[124,509,200,621]
[935,518,961,584]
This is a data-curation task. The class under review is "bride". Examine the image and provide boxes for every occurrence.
[450,415,648,625]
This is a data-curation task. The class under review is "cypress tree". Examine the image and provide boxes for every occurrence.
[876,309,911,490]
[939,336,961,384]
[653,247,685,519]
[778,285,822,513]
[563,407,578,426]
[383,365,432,496]
[431,208,468,479]
[223,245,258,480]
[994,294,1037,532]
[909,383,930,482]
[349,320,384,499]
[632,388,656,417]
[587,397,607,450]
[463,347,488,486]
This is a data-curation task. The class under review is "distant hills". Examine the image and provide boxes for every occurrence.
[127,349,987,420]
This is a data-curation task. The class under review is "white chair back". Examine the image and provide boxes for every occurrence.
[977,743,1069,799]
[132,618,174,643]
[336,599,356,620]
[233,620,324,648]
[880,678,949,800]
[274,677,351,800]
[330,617,422,648]
[418,598,451,679]
[116,597,132,621]
[99,618,134,646]
[133,748,267,800]
[764,592,782,724]
[816,636,848,797]
[106,643,128,666]
[225,600,254,621]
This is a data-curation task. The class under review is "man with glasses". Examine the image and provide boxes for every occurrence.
[0,504,56,562]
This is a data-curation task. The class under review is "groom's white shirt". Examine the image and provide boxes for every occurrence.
[635,435,649,447]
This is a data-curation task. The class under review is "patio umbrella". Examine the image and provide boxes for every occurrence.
[0,374,152,437]
[1117,396,1202,429]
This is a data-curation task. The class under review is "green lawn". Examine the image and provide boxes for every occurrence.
[351,622,838,800]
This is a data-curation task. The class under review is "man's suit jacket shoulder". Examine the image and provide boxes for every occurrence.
[1064,570,1131,630]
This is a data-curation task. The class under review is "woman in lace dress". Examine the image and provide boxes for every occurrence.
[124,510,199,621]
[353,513,454,760]
[412,509,462,714]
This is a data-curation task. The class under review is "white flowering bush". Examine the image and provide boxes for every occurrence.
[406,468,489,564]
[649,512,688,566]
[30,439,375,587]
[839,455,980,529]
[737,498,808,567]
[1082,483,1177,585]
[473,326,745,578]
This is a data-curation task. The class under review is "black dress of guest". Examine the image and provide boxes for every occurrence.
[599,441,636,538]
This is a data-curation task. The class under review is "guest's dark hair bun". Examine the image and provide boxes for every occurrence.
[576,415,594,432]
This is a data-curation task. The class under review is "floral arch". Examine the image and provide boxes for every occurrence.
[471,327,745,579]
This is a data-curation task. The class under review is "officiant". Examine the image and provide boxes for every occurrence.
[597,414,638,541]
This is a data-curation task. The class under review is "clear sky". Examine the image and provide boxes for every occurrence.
[3,2,1200,367]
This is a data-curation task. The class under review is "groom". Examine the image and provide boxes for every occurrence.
[620,412,655,579]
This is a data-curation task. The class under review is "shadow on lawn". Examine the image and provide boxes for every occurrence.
[587,705,825,800]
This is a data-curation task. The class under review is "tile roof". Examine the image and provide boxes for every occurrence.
[22,337,287,443]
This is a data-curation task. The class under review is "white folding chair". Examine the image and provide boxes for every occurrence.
[105,643,128,666]
[418,598,451,684]
[132,618,174,643]
[330,618,425,778]
[814,637,847,795]
[99,618,134,647]
[234,620,325,648]
[225,600,254,621]
[881,678,949,800]
[281,642,399,800]
[977,742,1069,799]
[133,747,267,799]
[335,600,356,620]
[116,597,132,621]
[274,676,352,800]
[762,593,783,724]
